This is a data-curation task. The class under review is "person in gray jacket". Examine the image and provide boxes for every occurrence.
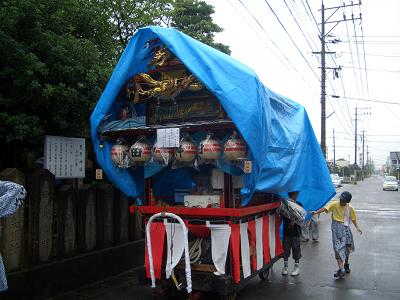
[0,181,27,292]
[302,214,319,242]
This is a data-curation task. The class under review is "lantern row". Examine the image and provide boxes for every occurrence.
[110,132,247,168]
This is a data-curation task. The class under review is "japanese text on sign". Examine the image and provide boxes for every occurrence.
[44,135,86,178]
[156,128,180,147]
[244,160,252,173]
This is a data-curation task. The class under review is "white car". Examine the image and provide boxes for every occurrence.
[331,174,342,188]
[383,176,399,191]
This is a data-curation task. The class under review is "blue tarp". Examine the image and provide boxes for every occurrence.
[90,26,335,212]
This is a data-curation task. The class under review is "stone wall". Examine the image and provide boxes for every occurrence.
[0,168,143,299]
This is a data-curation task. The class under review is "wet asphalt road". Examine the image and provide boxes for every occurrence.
[53,175,400,300]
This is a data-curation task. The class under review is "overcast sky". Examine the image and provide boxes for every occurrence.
[206,0,400,167]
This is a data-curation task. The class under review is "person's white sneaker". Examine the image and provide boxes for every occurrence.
[291,263,300,276]
[282,266,289,276]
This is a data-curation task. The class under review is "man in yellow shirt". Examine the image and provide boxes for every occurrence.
[311,191,362,279]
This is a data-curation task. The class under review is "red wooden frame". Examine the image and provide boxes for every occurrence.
[131,202,279,218]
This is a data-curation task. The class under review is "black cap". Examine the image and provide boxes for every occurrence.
[339,191,352,203]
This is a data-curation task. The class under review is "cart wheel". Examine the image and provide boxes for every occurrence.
[221,292,237,300]
[259,268,270,280]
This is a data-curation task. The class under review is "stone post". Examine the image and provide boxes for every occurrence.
[28,169,55,264]
[77,184,96,252]
[96,184,114,249]
[113,190,130,244]
[56,184,77,257]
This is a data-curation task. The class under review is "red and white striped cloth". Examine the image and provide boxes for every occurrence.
[144,213,284,284]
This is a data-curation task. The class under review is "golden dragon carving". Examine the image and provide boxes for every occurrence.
[133,73,203,103]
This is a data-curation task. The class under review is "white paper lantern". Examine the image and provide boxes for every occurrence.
[129,139,151,162]
[224,136,247,161]
[175,140,197,162]
[111,143,129,167]
[153,144,174,164]
[199,137,221,160]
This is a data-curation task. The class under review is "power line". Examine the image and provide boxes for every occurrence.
[288,0,320,51]
[331,145,355,149]
[359,8,370,99]
[304,0,320,32]
[283,0,318,59]
[368,134,400,137]
[368,140,400,143]
[295,0,354,134]
[341,66,400,73]
[328,136,381,142]
[326,50,354,133]
[284,0,353,135]
[289,0,353,128]
[263,0,320,82]
[316,1,363,156]
[332,95,400,105]
[338,51,400,58]
[355,35,400,38]
[343,5,362,99]
[351,7,366,99]
[342,40,400,44]
[235,0,319,95]
[331,73,355,134]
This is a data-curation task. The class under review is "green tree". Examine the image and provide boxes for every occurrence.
[168,0,231,54]
[101,0,230,54]
[0,0,229,170]
[95,0,171,51]
[0,0,114,169]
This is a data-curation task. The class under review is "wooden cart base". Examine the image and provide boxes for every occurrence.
[139,255,282,299]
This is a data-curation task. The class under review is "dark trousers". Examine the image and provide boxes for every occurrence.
[283,235,301,261]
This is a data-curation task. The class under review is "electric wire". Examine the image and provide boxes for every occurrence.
[288,0,320,52]
[235,0,319,95]
[343,5,362,99]
[290,0,355,135]
[263,0,320,82]
[283,0,318,60]
[311,1,355,136]
[333,95,400,105]
[338,52,400,58]
[303,0,320,33]
[351,6,366,99]
[342,40,400,44]
[322,2,354,133]
[289,0,354,133]
[225,0,291,70]
[341,66,400,73]
[284,0,353,135]
[274,0,354,139]
[336,73,354,130]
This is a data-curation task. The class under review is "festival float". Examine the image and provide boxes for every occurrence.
[90,26,335,299]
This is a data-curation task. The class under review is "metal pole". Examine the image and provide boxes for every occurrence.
[362,130,365,180]
[354,107,358,166]
[321,2,326,158]
[354,106,358,183]
[333,128,336,172]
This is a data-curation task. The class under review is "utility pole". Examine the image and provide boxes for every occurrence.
[354,106,358,183]
[333,128,336,171]
[320,2,326,158]
[362,130,365,180]
[353,107,370,182]
[354,107,358,166]
[315,1,361,159]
